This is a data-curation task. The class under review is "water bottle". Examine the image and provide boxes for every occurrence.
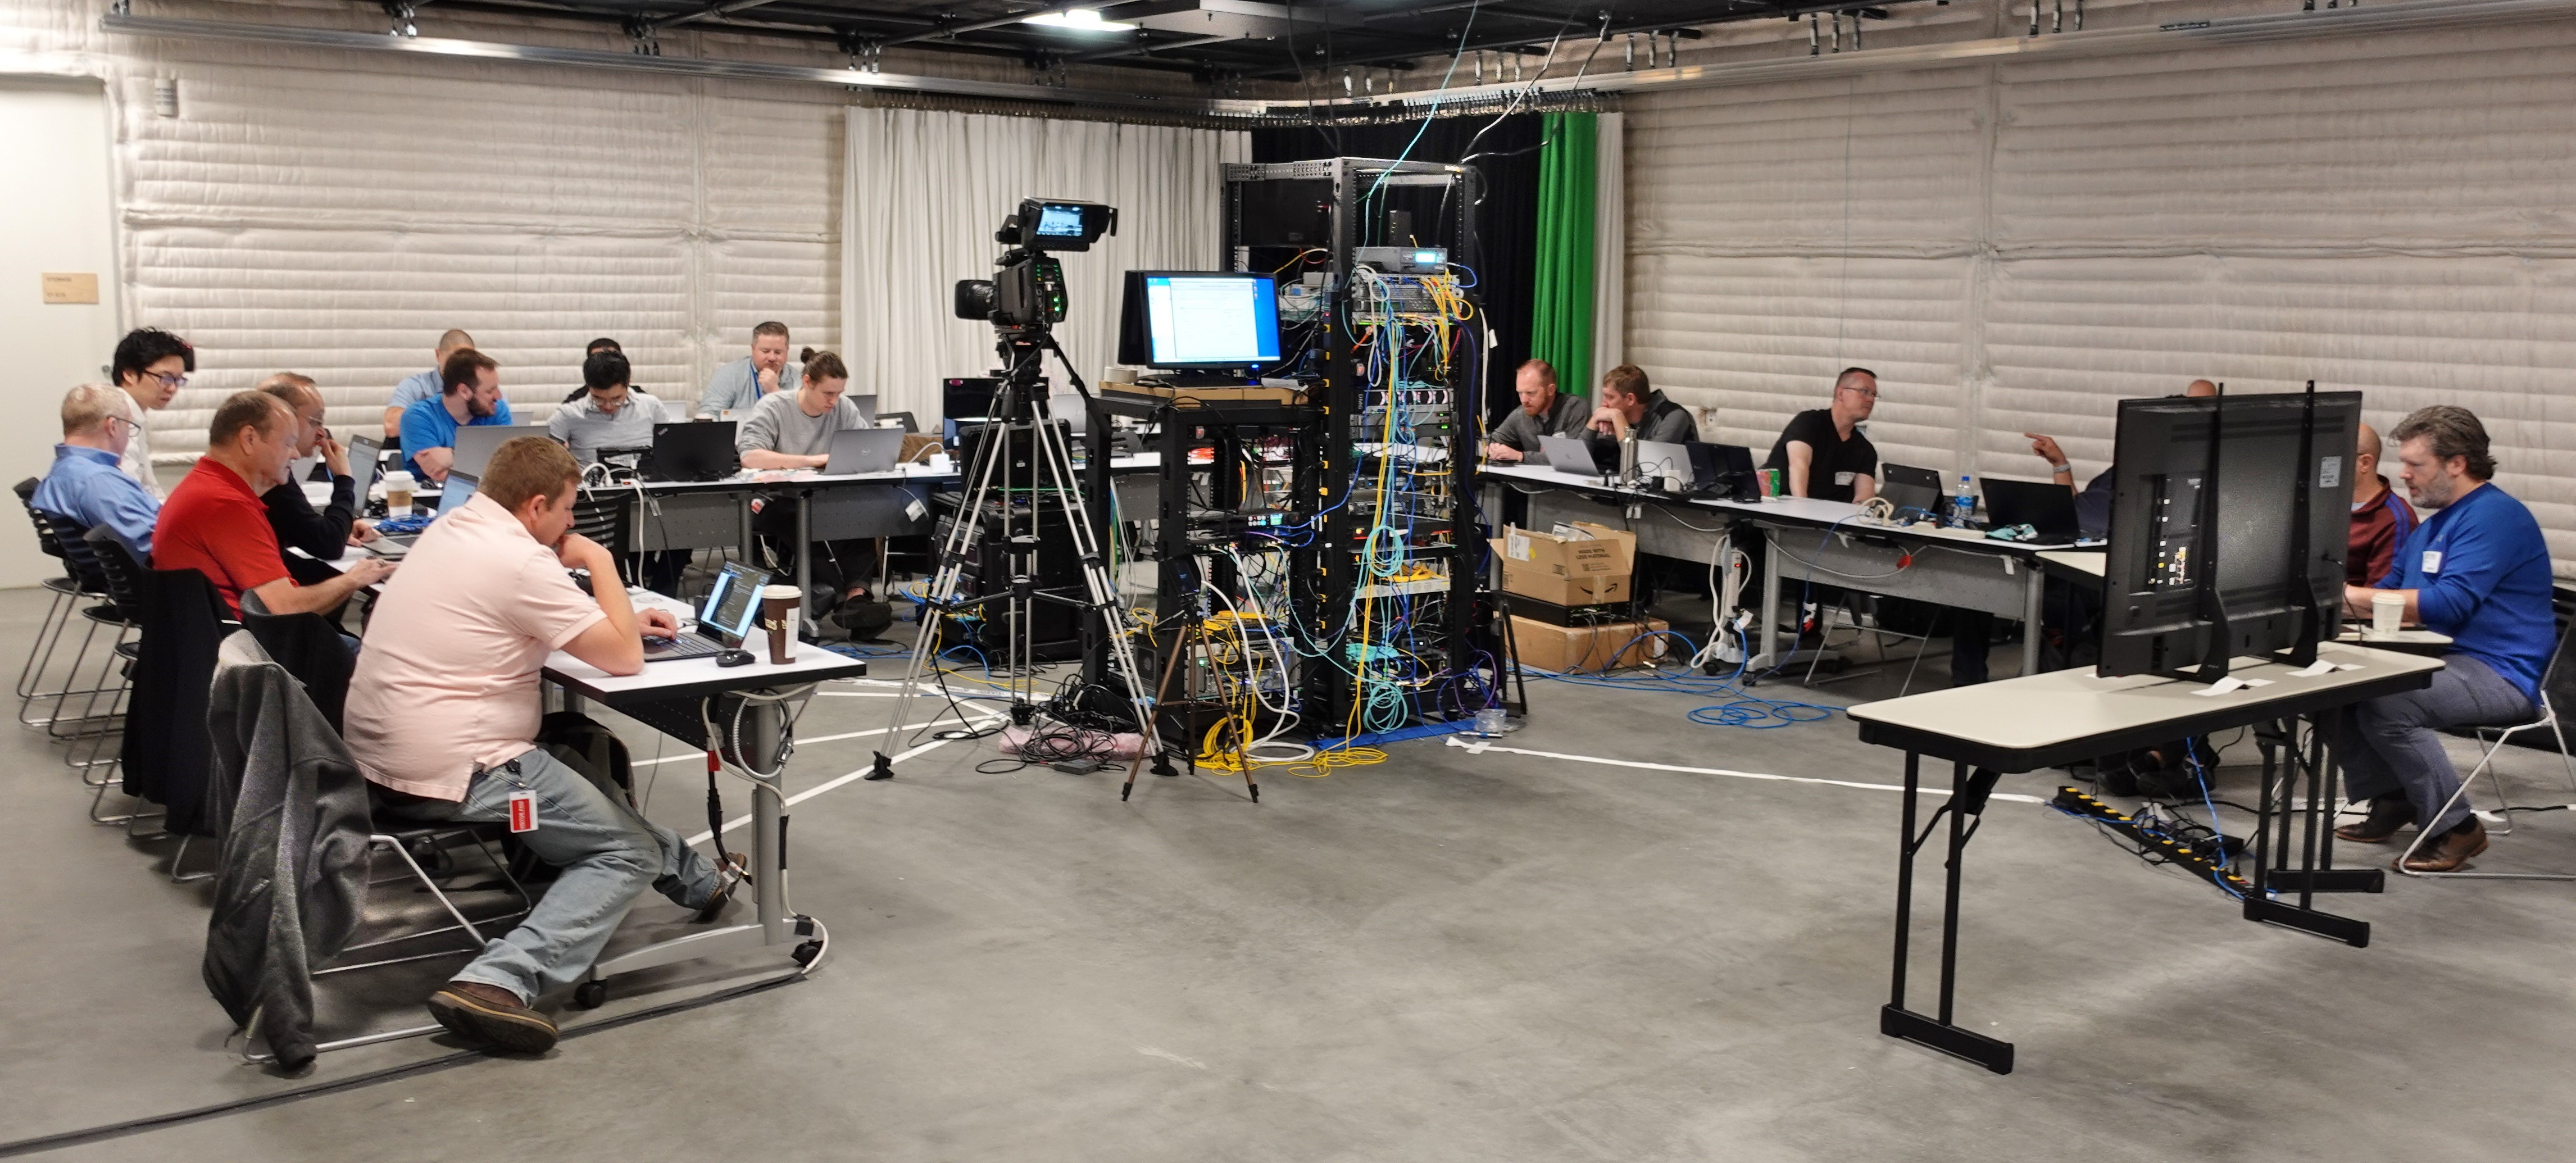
[1950,475,1977,528]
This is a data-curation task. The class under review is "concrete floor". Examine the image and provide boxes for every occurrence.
[3,585,2574,1161]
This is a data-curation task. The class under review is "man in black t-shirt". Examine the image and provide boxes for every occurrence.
[1763,367,1880,503]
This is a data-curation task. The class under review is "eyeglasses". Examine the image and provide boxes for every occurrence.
[102,415,135,433]
[146,371,189,389]
[1838,384,1880,399]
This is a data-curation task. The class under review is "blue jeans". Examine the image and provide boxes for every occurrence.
[381,746,721,1003]
[2334,653,2536,835]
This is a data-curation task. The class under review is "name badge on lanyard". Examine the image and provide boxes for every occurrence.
[1833,471,1855,487]
[2421,550,2443,575]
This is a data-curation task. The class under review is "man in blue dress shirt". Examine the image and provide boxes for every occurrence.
[696,321,799,417]
[384,329,512,438]
[2332,406,2558,873]
[32,384,162,570]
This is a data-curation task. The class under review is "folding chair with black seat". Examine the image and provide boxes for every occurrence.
[12,480,115,728]
[23,510,133,742]
[233,592,531,997]
[2398,619,2576,881]
[112,562,237,879]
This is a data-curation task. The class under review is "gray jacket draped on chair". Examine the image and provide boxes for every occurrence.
[202,633,374,1070]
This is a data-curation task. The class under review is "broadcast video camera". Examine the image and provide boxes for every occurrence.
[953,198,1118,331]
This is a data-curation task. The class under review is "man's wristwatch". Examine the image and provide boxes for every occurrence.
[2050,462,2071,475]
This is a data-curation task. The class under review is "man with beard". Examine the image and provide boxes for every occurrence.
[2331,405,2556,873]
[399,348,508,483]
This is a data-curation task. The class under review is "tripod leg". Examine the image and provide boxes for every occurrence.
[1124,616,1189,801]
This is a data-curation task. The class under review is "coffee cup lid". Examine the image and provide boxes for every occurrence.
[761,585,802,600]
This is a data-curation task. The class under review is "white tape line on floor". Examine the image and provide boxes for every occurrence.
[688,714,1007,844]
[1442,735,2048,805]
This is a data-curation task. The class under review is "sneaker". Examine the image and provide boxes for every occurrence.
[2397,817,2488,873]
[2333,795,2416,844]
[426,981,558,1053]
[2091,753,2141,797]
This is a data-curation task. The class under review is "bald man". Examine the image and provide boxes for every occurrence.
[383,329,515,438]
[2023,378,2219,540]
[2347,421,2417,587]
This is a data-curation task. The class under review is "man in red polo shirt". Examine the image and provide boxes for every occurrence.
[154,392,390,615]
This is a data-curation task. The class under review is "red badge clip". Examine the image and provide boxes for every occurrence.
[506,789,537,833]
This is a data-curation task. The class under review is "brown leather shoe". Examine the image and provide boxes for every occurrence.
[692,852,749,923]
[427,980,558,1053]
[2397,817,2489,873]
[2335,796,2416,844]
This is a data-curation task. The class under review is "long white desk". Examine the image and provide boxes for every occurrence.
[1846,642,2445,1073]
[1481,462,2096,677]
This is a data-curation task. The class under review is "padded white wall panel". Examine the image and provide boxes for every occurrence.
[1627,7,2576,575]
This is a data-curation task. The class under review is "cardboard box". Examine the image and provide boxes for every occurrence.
[1497,564,1632,606]
[1505,616,1671,674]
[1490,522,1637,606]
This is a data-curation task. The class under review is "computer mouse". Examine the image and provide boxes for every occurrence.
[716,649,757,667]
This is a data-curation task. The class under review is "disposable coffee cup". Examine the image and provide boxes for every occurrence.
[382,469,414,511]
[760,585,802,663]
[2370,592,2404,638]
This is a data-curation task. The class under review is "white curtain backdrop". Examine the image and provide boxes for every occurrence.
[1589,111,1626,396]
[844,107,1248,420]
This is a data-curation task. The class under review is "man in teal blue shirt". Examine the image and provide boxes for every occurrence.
[2332,406,2557,873]
[401,348,511,481]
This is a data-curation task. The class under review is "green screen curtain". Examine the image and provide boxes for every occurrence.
[1529,111,1598,396]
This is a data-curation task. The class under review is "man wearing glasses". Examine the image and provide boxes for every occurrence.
[108,328,193,498]
[33,385,161,570]
[256,374,379,558]
[1764,366,1882,504]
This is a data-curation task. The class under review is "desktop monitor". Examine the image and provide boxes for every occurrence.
[1115,271,1283,370]
[2097,389,2360,680]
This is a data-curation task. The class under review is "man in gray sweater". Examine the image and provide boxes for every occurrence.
[1483,358,1591,464]
[737,351,888,632]
[1579,363,1698,465]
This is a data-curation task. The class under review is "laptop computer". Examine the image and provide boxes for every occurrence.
[1538,434,1602,475]
[446,424,546,484]
[348,434,385,499]
[1634,439,1688,488]
[1879,462,1945,521]
[823,427,906,475]
[1980,476,2083,540]
[640,421,739,482]
[1683,442,1761,502]
[643,561,772,661]
[845,393,878,425]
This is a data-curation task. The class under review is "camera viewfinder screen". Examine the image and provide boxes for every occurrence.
[1143,274,1282,367]
[1034,203,1088,238]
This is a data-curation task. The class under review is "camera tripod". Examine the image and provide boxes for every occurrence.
[868,328,1164,784]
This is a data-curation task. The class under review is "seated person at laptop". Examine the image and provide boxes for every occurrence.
[548,351,670,464]
[34,384,161,568]
[384,329,494,439]
[400,348,509,483]
[738,350,888,632]
[257,375,378,558]
[1580,365,1697,466]
[2022,379,2217,538]
[558,338,623,406]
[346,437,729,1053]
[1764,367,1878,503]
[1483,359,1590,464]
[2331,406,2555,873]
[155,392,391,615]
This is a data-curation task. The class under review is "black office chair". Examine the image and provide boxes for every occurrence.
[12,480,110,727]
[112,558,237,878]
[236,588,355,733]
[24,508,127,738]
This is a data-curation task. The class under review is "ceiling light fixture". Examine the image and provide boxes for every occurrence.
[1024,8,1137,32]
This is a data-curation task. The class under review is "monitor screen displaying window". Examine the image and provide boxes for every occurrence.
[1139,274,1282,368]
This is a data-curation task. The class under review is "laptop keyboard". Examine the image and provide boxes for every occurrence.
[643,633,724,661]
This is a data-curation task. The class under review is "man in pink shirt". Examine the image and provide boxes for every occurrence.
[346,437,729,1053]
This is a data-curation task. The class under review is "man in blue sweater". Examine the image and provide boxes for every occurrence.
[2332,406,2559,873]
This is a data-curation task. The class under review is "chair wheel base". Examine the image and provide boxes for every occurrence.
[571,979,608,1009]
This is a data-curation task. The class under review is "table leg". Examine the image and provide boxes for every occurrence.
[1757,526,1783,670]
[2261,713,2384,898]
[2243,713,2374,945]
[795,488,815,624]
[1880,753,2013,1074]
[2019,566,2044,678]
